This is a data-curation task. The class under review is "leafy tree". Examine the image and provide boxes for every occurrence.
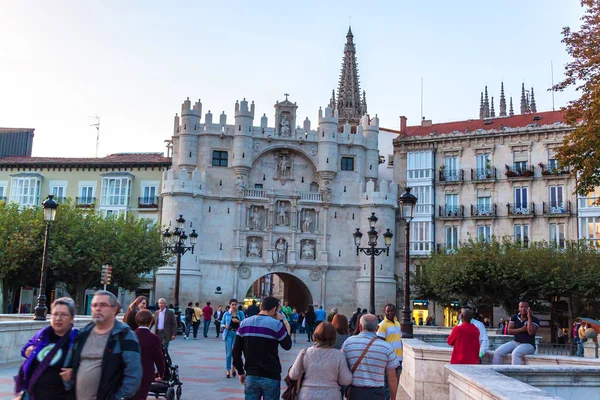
[554,0,600,196]
[413,236,600,319]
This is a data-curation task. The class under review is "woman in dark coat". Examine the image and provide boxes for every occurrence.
[123,295,148,330]
[305,305,317,342]
[133,309,166,400]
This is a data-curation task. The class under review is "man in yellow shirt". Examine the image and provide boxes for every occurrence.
[191,302,203,339]
[377,304,402,400]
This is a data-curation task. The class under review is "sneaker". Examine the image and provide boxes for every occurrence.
[193,337,197,340]
[184,336,188,340]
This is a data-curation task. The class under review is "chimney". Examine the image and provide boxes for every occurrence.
[400,116,407,134]
[421,119,432,127]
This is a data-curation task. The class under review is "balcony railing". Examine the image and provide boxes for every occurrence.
[438,205,464,218]
[244,189,267,198]
[505,165,534,178]
[471,203,497,217]
[471,167,496,181]
[76,197,96,208]
[507,202,535,216]
[138,196,159,208]
[543,201,571,215]
[50,196,67,204]
[300,192,322,201]
[436,243,459,254]
[438,169,464,183]
[540,164,570,177]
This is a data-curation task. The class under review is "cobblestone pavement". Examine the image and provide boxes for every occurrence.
[0,331,410,399]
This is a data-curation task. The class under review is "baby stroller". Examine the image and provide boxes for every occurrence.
[149,345,183,400]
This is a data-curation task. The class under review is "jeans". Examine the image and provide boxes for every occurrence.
[192,321,200,338]
[215,320,221,337]
[184,321,192,337]
[492,341,535,365]
[224,330,235,370]
[203,319,211,337]
[244,375,280,400]
[577,338,587,357]
[384,364,402,400]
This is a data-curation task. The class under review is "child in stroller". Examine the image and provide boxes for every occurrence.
[149,345,183,400]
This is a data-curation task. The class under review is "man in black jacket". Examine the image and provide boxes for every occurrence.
[233,296,291,400]
[71,290,142,400]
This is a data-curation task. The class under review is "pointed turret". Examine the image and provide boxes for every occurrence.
[483,86,490,118]
[479,92,484,120]
[330,89,336,110]
[530,87,537,113]
[490,97,496,118]
[520,83,528,114]
[509,97,514,117]
[499,82,507,117]
[334,27,366,130]
[361,90,368,115]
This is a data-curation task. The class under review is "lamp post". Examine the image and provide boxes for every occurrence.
[398,187,418,338]
[34,195,59,321]
[353,212,393,315]
[162,215,198,331]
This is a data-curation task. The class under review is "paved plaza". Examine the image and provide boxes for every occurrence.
[0,330,410,400]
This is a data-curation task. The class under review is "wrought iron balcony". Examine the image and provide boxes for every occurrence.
[438,169,464,184]
[436,243,459,254]
[540,163,570,177]
[471,203,497,218]
[138,196,159,208]
[76,197,96,208]
[470,167,496,181]
[438,205,464,219]
[543,201,571,216]
[505,164,534,179]
[507,202,535,217]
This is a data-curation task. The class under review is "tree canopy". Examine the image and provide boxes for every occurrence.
[413,237,600,319]
[0,200,167,313]
[554,0,600,196]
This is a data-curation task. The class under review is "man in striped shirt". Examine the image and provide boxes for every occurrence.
[342,314,398,400]
[377,304,403,400]
[232,296,292,400]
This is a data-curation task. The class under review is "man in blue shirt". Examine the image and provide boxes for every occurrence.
[314,305,326,326]
[492,300,539,365]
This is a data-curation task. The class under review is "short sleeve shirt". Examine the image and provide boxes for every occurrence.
[511,314,539,346]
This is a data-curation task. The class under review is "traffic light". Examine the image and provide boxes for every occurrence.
[101,264,113,285]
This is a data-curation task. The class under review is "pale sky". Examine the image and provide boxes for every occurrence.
[0,1,583,158]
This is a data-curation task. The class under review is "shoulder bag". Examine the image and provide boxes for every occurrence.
[345,336,378,399]
[282,348,307,400]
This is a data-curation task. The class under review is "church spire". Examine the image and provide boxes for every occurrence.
[530,87,537,113]
[335,27,365,128]
[520,83,528,114]
[330,89,336,110]
[490,97,496,118]
[479,92,484,120]
[483,86,490,118]
[499,82,507,117]
[509,97,514,117]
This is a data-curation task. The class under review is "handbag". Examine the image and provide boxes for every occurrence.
[282,348,307,400]
[345,337,378,399]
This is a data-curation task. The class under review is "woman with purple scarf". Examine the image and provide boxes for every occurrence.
[15,297,78,400]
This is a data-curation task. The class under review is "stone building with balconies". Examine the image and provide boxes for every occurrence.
[387,91,577,325]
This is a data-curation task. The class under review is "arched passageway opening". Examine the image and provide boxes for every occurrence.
[244,272,314,313]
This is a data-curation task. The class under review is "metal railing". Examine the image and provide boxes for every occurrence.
[505,165,534,178]
[471,167,496,181]
[138,196,159,208]
[543,201,571,215]
[76,197,96,207]
[438,169,464,183]
[436,243,459,254]
[507,202,535,216]
[438,205,464,218]
[471,203,496,217]
[536,343,576,357]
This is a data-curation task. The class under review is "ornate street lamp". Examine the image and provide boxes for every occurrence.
[353,212,393,314]
[163,215,198,333]
[34,195,59,321]
[398,187,418,338]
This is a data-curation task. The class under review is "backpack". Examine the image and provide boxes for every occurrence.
[185,307,194,322]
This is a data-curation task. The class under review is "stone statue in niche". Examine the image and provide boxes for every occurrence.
[275,239,287,263]
[247,237,261,258]
[235,175,245,197]
[280,116,291,136]
[250,207,263,230]
[301,209,314,233]
[277,155,292,178]
[301,239,315,261]
[277,201,289,226]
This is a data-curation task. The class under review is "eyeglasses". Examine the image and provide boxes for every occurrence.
[51,313,71,319]
[91,302,112,309]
